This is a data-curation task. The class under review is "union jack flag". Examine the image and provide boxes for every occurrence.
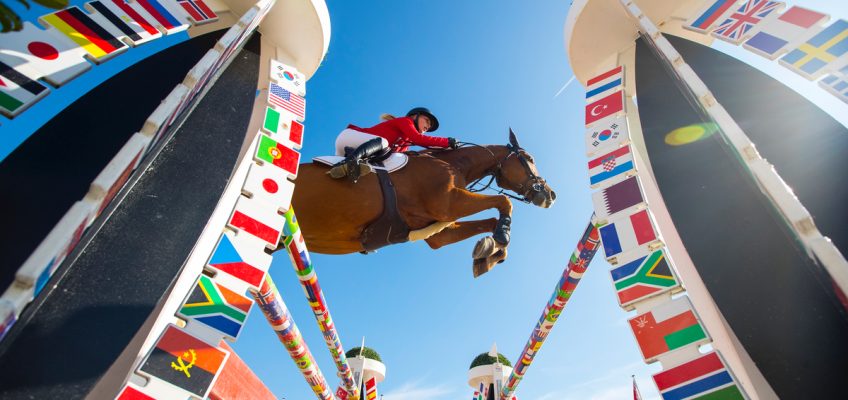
[713,0,784,44]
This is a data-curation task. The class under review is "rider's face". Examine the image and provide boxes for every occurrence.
[415,115,432,133]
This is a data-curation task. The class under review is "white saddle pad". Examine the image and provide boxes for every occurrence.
[313,152,409,173]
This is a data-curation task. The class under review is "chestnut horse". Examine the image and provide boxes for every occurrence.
[290,130,556,277]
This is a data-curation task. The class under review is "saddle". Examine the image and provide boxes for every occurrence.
[312,152,409,173]
[312,154,411,252]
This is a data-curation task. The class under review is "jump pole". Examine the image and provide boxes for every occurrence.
[251,276,335,400]
[500,215,601,400]
[281,207,360,399]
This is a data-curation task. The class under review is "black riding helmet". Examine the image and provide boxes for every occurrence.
[406,107,439,132]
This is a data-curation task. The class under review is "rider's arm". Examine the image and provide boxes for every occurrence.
[394,117,450,148]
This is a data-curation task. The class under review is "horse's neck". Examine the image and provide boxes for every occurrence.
[439,145,509,184]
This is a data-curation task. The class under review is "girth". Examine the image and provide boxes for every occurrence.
[361,162,411,252]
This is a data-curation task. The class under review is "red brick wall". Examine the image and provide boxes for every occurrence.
[209,342,277,400]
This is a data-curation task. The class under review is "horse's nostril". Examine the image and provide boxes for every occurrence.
[550,191,557,201]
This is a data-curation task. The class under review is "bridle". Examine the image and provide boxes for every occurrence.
[462,142,548,204]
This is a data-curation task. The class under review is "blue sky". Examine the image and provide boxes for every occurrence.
[231,1,848,399]
[3,0,844,398]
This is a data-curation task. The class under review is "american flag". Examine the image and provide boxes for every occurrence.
[268,82,305,120]
[713,0,783,43]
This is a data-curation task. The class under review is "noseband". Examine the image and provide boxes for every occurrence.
[504,143,547,200]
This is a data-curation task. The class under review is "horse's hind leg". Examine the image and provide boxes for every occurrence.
[424,218,498,250]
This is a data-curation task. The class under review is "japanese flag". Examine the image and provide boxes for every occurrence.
[0,22,90,86]
[242,161,295,213]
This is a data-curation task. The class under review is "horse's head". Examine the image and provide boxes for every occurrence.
[495,129,556,208]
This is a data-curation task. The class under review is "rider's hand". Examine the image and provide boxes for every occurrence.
[447,137,458,149]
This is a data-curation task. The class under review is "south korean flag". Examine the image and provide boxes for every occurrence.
[585,115,630,157]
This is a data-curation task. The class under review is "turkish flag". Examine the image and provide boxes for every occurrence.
[585,90,624,126]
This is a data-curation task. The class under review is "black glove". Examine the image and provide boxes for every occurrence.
[447,137,458,149]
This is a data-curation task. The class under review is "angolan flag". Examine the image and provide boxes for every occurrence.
[138,325,228,398]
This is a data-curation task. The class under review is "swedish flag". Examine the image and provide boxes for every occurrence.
[781,20,848,79]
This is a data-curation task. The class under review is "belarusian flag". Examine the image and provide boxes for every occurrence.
[254,133,300,179]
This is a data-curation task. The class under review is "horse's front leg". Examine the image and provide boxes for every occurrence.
[437,189,513,240]
[432,189,513,277]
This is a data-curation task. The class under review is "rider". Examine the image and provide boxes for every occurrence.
[327,107,459,181]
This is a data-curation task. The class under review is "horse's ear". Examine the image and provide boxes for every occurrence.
[508,127,521,148]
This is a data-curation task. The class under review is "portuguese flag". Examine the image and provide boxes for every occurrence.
[255,134,300,177]
[138,325,228,397]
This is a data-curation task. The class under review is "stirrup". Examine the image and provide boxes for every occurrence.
[327,160,373,182]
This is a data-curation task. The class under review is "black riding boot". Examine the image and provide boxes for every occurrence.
[327,138,387,182]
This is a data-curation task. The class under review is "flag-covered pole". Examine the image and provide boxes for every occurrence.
[500,215,601,400]
[281,207,360,400]
[251,276,335,400]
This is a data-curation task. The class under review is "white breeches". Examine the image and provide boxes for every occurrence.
[335,129,389,156]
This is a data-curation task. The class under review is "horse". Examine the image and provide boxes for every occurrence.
[290,129,556,277]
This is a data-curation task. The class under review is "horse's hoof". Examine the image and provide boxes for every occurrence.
[472,236,497,259]
[472,258,491,278]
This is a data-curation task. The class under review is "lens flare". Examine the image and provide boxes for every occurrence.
[664,123,719,146]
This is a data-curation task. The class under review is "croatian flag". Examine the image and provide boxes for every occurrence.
[780,19,848,80]
[743,6,828,60]
[269,82,306,121]
[712,0,784,45]
[585,65,623,102]
[587,145,634,188]
[685,0,738,34]
[599,209,657,258]
[819,64,848,105]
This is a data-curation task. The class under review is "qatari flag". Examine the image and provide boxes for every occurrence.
[591,176,645,220]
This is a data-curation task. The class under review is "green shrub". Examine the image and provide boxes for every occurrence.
[469,352,512,369]
[345,346,382,362]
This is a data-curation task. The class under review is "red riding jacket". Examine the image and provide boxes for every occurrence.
[348,116,449,152]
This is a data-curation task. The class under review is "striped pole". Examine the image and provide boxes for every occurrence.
[250,276,334,400]
[281,207,360,400]
[500,216,601,400]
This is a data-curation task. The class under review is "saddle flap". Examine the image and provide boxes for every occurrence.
[313,153,409,173]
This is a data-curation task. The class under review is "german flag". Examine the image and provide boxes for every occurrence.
[41,7,126,62]
[138,325,229,397]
